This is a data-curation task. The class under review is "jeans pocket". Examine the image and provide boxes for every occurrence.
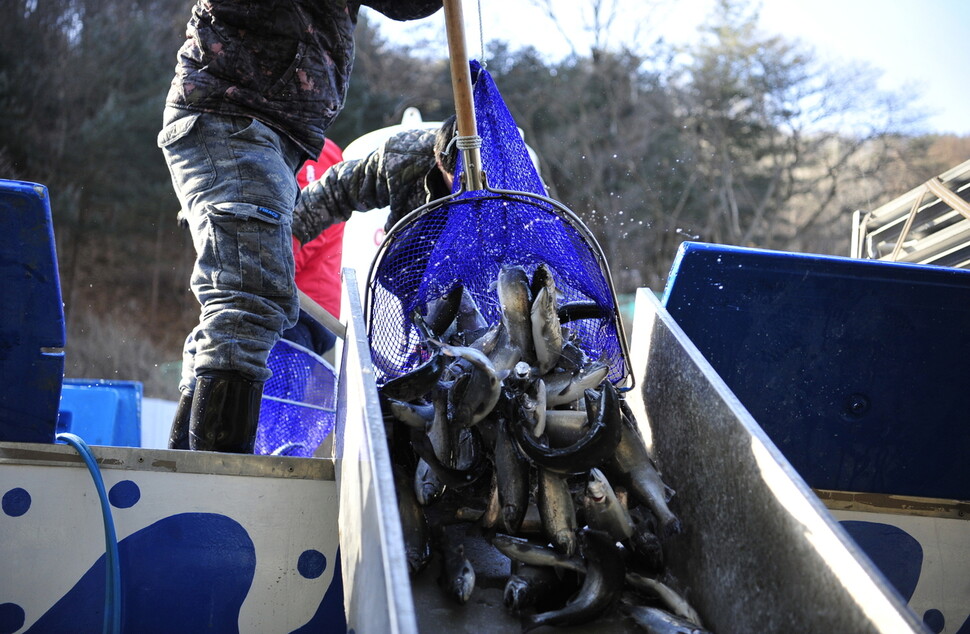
[159,112,217,197]
[157,112,201,148]
[207,204,296,299]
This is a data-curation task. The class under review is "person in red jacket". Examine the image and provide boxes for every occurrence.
[282,139,345,356]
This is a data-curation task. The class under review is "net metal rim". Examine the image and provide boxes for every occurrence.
[364,182,634,391]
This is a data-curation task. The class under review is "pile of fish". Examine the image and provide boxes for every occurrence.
[379,263,709,633]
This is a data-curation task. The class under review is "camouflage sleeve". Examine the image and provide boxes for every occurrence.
[292,128,439,244]
[291,148,390,245]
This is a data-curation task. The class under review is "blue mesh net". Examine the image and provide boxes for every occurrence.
[367,61,628,386]
[255,339,336,457]
[454,61,547,197]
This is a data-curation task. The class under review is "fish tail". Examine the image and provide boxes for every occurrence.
[554,531,578,557]
[660,515,683,539]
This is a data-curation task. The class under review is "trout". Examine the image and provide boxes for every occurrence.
[531,264,563,375]
[583,467,635,541]
[393,465,432,575]
[625,572,704,626]
[490,534,585,574]
[437,341,502,427]
[522,529,625,632]
[612,401,682,538]
[498,264,535,364]
[620,602,711,634]
[513,380,622,475]
[494,416,531,534]
[537,467,579,556]
[544,360,609,407]
[436,526,475,605]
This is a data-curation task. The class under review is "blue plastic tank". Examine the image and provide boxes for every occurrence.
[0,179,66,443]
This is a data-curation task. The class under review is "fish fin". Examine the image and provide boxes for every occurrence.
[664,483,676,501]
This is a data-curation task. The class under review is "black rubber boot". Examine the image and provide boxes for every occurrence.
[167,390,193,449]
[188,372,263,453]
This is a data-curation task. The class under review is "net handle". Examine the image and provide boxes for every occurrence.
[443,0,484,190]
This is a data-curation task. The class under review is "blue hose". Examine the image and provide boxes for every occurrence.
[57,432,123,634]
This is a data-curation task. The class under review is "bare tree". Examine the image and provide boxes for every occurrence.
[668,0,923,258]
[526,0,665,60]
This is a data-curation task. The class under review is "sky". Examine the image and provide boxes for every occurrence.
[370,0,970,135]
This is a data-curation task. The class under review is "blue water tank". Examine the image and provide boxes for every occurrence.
[57,379,143,447]
[663,241,970,502]
[0,180,66,443]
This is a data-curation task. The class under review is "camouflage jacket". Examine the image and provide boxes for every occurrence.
[164,0,442,158]
[292,127,449,244]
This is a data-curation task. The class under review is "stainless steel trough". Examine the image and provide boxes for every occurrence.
[332,273,925,633]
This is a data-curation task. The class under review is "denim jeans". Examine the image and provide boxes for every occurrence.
[158,107,305,392]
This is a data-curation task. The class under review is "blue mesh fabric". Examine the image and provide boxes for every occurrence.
[368,61,626,385]
[455,60,547,196]
[255,339,336,457]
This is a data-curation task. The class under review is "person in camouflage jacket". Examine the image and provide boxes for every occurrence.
[164,0,442,157]
[158,0,442,454]
[292,115,459,245]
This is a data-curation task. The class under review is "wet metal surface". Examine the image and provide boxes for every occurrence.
[409,524,635,633]
[336,268,420,634]
[625,290,924,633]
